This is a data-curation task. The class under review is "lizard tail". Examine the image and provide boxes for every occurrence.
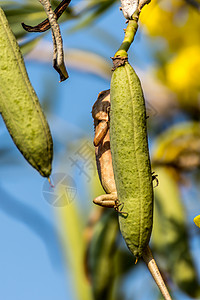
[142,245,172,300]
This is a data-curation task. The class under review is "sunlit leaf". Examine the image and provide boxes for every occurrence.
[1,0,74,39]
[153,122,200,170]
[70,0,116,32]
[88,210,118,300]
[56,196,93,300]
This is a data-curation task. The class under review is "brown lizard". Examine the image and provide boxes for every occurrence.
[92,90,172,300]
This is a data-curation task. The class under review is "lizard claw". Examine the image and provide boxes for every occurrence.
[152,172,159,188]
[114,202,128,217]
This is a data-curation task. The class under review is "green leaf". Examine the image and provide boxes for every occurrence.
[1,0,74,39]
[88,210,119,300]
[57,199,93,300]
[69,0,116,32]
[152,167,200,297]
[153,122,200,170]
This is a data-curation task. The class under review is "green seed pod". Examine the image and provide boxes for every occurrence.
[110,60,153,258]
[0,8,53,177]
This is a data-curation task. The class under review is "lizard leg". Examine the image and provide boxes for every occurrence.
[93,192,118,208]
[93,193,128,216]
[93,120,109,146]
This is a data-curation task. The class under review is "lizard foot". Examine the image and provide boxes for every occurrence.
[114,202,128,217]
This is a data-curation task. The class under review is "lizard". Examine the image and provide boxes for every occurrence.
[92,90,172,300]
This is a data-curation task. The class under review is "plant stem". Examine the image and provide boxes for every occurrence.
[114,0,151,58]
[143,246,172,300]
[114,9,139,58]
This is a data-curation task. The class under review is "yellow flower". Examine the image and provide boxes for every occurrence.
[166,45,200,93]
[140,1,200,51]
[194,215,200,228]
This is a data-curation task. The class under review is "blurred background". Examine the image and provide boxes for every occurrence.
[0,0,200,299]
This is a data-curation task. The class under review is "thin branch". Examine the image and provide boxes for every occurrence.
[38,0,68,81]
[114,0,151,59]
[114,10,139,59]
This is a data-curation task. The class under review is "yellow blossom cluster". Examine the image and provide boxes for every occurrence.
[140,0,200,106]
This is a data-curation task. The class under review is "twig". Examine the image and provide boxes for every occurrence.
[114,0,151,58]
[143,246,172,300]
[39,0,68,81]
[22,0,71,32]
[114,9,139,58]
